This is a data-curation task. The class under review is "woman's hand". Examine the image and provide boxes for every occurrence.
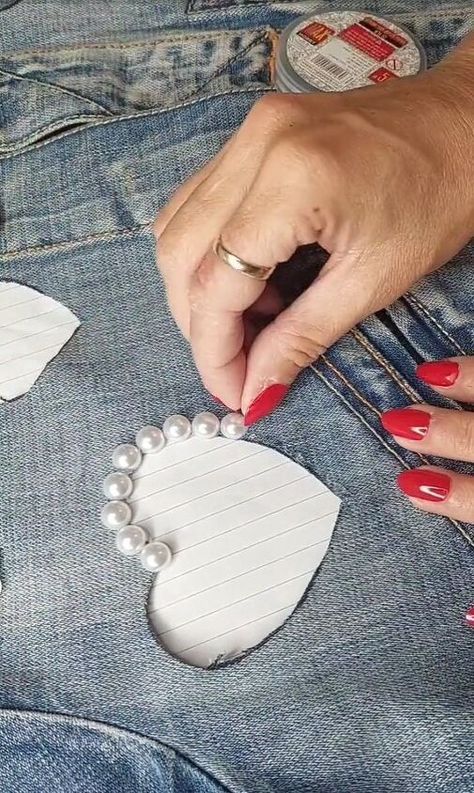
[155,35,474,424]
[382,357,474,523]
[385,356,474,629]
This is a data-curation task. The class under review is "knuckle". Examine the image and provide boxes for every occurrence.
[455,414,474,461]
[274,315,328,370]
[250,92,300,125]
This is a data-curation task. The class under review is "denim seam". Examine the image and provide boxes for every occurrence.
[347,329,464,477]
[311,363,411,467]
[0,67,113,116]
[0,223,151,263]
[0,86,270,162]
[186,5,473,22]
[404,293,467,355]
[181,31,272,103]
[321,354,432,466]
[0,114,107,155]
[0,709,235,793]
[351,327,425,404]
[320,354,381,418]
[2,27,270,57]
[312,363,474,547]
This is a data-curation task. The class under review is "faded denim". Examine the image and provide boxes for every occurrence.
[0,2,473,792]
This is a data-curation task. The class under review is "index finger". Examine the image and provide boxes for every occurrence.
[189,250,264,410]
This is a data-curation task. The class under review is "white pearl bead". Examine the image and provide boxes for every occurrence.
[135,425,165,454]
[112,443,142,472]
[115,525,148,556]
[163,414,191,443]
[220,412,247,440]
[192,411,220,439]
[103,472,133,500]
[101,500,132,530]
[140,541,172,572]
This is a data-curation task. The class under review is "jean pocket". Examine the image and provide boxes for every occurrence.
[1,710,229,793]
[0,28,274,155]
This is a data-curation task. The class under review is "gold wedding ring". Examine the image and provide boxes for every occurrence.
[214,238,276,281]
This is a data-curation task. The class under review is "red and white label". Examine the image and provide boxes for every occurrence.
[369,66,398,83]
[285,11,422,92]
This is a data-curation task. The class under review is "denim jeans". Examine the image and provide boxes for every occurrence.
[0,2,473,791]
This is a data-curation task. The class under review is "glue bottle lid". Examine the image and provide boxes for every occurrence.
[275,10,426,93]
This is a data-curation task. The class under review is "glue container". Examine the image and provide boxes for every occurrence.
[275,10,426,93]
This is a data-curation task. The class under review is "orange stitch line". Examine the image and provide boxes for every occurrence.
[311,363,411,467]
[320,355,380,417]
[405,293,466,355]
[351,325,462,411]
[320,352,445,472]
[311,364,474,548]
[351,327,422,403]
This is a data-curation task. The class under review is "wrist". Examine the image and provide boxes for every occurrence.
[425,34,474,234]
[432,32,474,123]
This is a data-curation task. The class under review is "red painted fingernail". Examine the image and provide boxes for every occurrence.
[464,606,474,628]
[381,408,431,441]
[397,470,451,502]
[416,360,459,387]
[244,384,289,426]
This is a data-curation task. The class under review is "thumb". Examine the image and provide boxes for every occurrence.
[241,249,393,425]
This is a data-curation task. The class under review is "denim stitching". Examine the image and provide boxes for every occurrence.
[323,351,435,468]
[320,355,381,418]
[181,31,272,103]
[0,114,107,155]
[0,87,270,162]
[0,67,113,115]
[351,327,424,403]
[3,28,269,57]
[0,223,152,263]
[311,364,411,467]
[186,5,472,22]
[311,363,474,548]
[321,353,436,469]
[352,324,462,411]
[404,293,467,355]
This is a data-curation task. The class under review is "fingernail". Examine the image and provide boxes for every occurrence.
[381,408,431,441]
[397,470,451,502]
[244,384,289,426]
[416,360,459,387]
[464,606,474,628]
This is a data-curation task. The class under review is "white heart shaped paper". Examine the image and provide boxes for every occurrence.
[131,436,340,668]
[0,282,80,401]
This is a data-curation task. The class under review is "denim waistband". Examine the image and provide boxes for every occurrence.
[0,1,471,51]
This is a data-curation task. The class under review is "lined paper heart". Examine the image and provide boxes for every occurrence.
[0,282,80,402]
[124,432,341,668]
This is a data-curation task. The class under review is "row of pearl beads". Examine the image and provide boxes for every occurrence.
[101,411,247,572]
[99,506,172,572]
[100,501,172,572]
[110,411,247,475]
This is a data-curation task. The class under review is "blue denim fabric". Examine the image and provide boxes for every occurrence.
[0,2,473,792]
